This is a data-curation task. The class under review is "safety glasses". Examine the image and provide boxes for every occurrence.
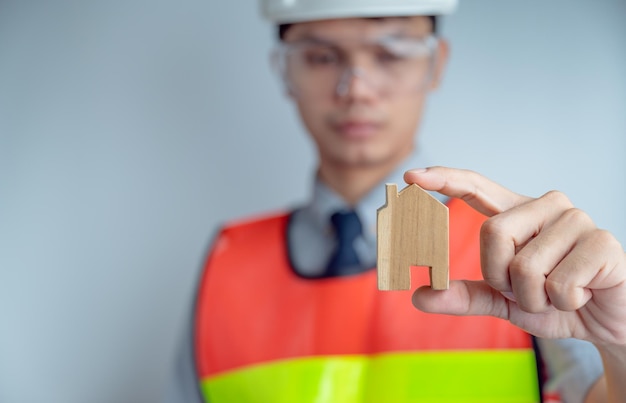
[272,35,438,99]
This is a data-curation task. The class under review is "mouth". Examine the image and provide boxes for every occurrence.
[333,120,382,139]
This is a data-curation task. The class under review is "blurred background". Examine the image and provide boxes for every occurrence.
[1,1,624,402]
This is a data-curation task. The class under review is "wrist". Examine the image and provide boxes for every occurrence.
[593,343,626,403]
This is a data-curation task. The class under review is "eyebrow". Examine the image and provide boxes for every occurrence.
[288,34,338,46]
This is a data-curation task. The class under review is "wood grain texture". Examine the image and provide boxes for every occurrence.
[377,183,449,291]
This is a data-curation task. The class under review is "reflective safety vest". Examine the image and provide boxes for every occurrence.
[195,198,540,402]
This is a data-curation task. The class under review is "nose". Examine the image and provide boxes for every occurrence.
[335,68,378,100]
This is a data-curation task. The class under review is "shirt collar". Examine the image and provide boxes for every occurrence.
[305,150,444,243]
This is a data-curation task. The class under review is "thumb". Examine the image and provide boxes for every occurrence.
[412,280,510,320]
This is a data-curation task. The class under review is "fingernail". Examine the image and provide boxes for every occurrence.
[408,168,427,174]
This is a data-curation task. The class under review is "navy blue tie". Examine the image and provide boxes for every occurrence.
[326,210,363,276]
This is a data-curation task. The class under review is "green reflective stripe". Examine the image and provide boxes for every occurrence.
[201,350,539,403]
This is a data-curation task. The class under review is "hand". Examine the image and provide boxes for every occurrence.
[403,166,626,347]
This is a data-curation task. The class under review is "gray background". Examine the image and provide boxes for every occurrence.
[1,1,625,402]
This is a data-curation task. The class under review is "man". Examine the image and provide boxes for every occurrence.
[165,1,626,402]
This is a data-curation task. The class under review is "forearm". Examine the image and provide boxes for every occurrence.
[585,345,626,403]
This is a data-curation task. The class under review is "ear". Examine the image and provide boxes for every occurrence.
[428,38,450,91]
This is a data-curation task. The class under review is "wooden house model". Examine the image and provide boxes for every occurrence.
[377,183,449,291]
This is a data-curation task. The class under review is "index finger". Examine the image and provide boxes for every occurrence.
[403,166,532,216]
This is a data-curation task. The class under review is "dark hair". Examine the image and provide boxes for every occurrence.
[278,16,438,40]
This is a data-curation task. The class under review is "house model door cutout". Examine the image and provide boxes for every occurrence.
[377,183,449,291]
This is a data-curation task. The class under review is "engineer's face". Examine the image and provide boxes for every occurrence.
[281,16,448,173]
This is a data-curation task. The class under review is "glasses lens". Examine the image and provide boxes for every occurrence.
[275,36,437,98]
[281,44,342,97]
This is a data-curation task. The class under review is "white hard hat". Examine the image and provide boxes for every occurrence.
[261,0,458,24]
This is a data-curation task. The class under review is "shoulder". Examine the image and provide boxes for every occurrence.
[211,210,293,252]
[221,210,290,235]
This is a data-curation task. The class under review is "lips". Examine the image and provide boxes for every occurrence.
[334,120,381,139]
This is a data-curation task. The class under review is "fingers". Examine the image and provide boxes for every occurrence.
[505,206,593,312]
[480,190,576,298]
[412,280,510,320]
[481,191,624,313]
[546,229,625,311]
[403,166,531,216]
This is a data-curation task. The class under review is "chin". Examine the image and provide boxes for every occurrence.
[331,152,395,170]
